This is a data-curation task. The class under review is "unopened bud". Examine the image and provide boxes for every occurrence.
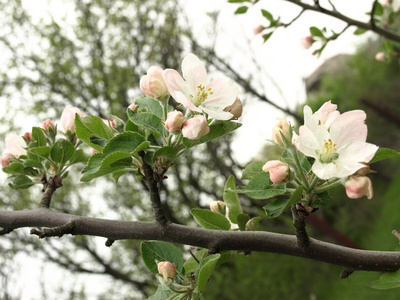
[345,176,373,199]
[272,118,291,146]
[1,153,16,167]
[300,36,312,49]
[253,25,263,35]
[182,115,210,140]
[375,52,385,62]
[5,135,27,157]
[128,103,136,111]
[157,261,176,281]
[224,97,243,120]
[59,107,84,133]
[262,160,290,184]
[165,110,185,133]
[42,119,56,132]
[23,132,31,142]
[210,200,225,214]
[140,66,169,99]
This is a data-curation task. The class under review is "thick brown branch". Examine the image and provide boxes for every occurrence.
[1,208,400,273]
[138,151,168,224]
[284,0,400,43]
[40,175,62,208]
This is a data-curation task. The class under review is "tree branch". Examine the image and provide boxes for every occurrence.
[1,208,400,273]
[284,0,400,43]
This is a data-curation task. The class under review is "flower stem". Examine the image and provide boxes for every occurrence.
[314,178,342,194]
[290,148,311,192]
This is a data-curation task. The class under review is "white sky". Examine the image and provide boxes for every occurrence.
[3,0,379,299]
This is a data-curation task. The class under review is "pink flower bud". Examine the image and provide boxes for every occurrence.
[23,132,31,141]
[375,52,385,62]
[300,36,312,49]
[182,115,210,140]
[165,110,185,133]
[102,119,116,128]
[1,152,16,167]
[140,66,169,99]
[42,119,56,132]
[345,176,373,199]
[210,200,225,213]
[272,118,291,146]
[262,160,290,184]
[59,107,84,133]
[5,135,27,157]
[224,97,243,120]
[128,103,136,111]
[253,25,263,35]
[157,261,176,280]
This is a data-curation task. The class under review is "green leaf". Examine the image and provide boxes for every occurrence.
[261,9,273,22]
[370,148,400,164]
[23,159,43,169]
[29,146,51,158]
[264,185,303,218]
[367,270,400,289]
[236,213,250,231]
[262,31,273,43]
[313,191,332,208]
[50,139,75,164]
[234,6,248,14]
[223,175,242,223]
[235,172,286,199]
[125,120,139,132]
[31,127,47,147]
[2,162,25,175]
[183,122,241,149]
[191,209,231,230]
[241,161,265,180]
[9,175,35,190]
[69,149,88,164]
[134,96,164,120]
[310,26,324,38]
[184,249,208,274]
[374,2,384,16]
[141,241,184,274]
[194,254,221,293]
[80,165,132,182]
[148,285,174,300]
[75,115,114,152]
[354,27,368,35]
[127,110,164,137]
[228,0,250,3]
[152,146,177,163]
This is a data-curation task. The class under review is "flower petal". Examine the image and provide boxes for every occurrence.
[204,78,238,109]
[200,105,233,120]
[181,53,208,92]
[330,110,367,146]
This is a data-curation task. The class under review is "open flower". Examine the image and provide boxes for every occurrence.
[297,102,378,179]
[5,134,27,157]
[163,53,239,120]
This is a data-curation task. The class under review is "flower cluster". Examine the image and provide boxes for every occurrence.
[262,101,378,202]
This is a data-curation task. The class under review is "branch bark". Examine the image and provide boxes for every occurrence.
[1,208,400,273]
[284,0,400,43]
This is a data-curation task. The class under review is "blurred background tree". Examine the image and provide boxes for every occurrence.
[0,0,399,299]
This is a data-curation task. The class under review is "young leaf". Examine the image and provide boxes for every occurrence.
[194,254,221,293]
[223,175,242,223]
[310,26,324,38]
[264,185,303,218]
[9,175,35,190]
[148,285,174,300]
[228,0,250,3]
[152,146,177,163]
[234,6,248,14]
[263,32,273,43]
[133,96,164,120]
[50,139,75,164]
[29,146,51,158]
[354,27,368,35]
[235,172,286,199]
[369,148,400,163]
[236,213,250,231]
[141,241,184,274]
[261,9,273,22]
[183,249,208,274]
[183,122,241,149]
[313,191,332,208]
[367,270,400,289]
[241,161,265,180]
[31,127,47,147]
[75,115,113,152]
[127,110,164,137]
[2,162,25,175]
[191,209,231,230]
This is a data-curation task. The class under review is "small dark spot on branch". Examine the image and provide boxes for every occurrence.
[340,269,354,279]
[105,239,115,247]
[30,221,75,239]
